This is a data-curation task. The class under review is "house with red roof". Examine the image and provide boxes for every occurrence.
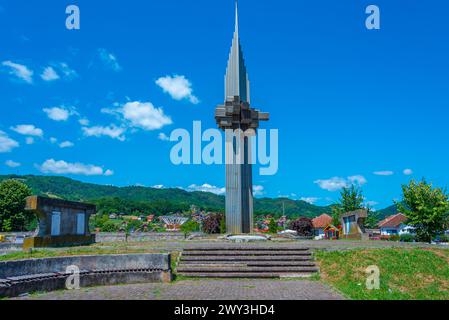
[312,214,333,238]
[378,213,411,236]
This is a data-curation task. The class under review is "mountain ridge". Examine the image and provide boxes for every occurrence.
[0,174,397,219]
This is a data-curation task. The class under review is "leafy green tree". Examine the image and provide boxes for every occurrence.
[364,204,381,229]
[0,179,32,231]
[397,179,449,243]
[219,216,226,234]
[332,185,364,226]
[268,218,278,234]
[101,220,120,232]
[181,220,199,238]
[126,219,143,233]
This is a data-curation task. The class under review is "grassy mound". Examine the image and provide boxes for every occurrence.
[316,248,449,300]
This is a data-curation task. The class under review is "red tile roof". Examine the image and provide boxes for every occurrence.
[312,214,333,229]
[378,213,408,228]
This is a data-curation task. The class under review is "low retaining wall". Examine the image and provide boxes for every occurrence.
[0,243,22,254]
[96,232,190,242]
[0,253,171,298]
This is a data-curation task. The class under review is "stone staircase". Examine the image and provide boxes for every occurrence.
[176,246,319,278]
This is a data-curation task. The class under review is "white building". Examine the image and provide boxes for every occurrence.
[378,213,411,236]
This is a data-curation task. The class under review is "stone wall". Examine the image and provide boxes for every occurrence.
[0,253,170,278]
[95,232,193,242]
[0,253,171,297]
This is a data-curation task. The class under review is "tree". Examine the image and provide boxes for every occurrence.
[202,213,224,234]
[332,185,364,226]
[364,208,380,229]
[101,220,119,232]
[268,218,278,234]
[219,217,226,234]
[289,217,313,236]
[397,179,449,243]
[363,203,380,229]
[0,179,32,232]
[181,220,199,238]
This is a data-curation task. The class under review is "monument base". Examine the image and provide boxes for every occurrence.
[23,234,96,250]
[225,234,270,242]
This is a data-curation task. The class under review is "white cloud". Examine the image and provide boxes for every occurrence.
[25,137,34,145]
[253,185,265,196]
[1,60,33,83]
[43,106,74,121]
[0,131,19,153]
[5,160,21,168]
[156,75,199,104]
[82,125,126,141]
[365,200,379,207]
[79,118,90,126]
[314,175,367,192]
[97,48,121,71]
[152,184,165,189]
[348,175,367,185]
[49,137,58,144]
[187,183,226,195]
[39,159,113,176]
[104,169,114,176]
[314,177,348,192]
[374,171,394,176]
[40,63,76,82]
[158,133,170,141]
[59,141,74,148]
[403,169,413,175]
[120,101,173,131]
[300,197,319,204]
[41,66,60,81]
[11,124,43,137]
[57,62,77,79]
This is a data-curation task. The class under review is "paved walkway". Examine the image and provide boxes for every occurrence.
[15,280,344,300]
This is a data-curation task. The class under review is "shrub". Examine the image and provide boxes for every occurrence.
[438,235,449,243]
[289,217,313,236]
[0,179,32,232]
[181,220,199,238]
[400,234,415,242]
[219,217,226,234]
[268,219,277,234]
[202,213,224,234]
[101,220,119,232]
[389,234,400,242]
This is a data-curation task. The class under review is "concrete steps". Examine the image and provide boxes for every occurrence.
[182,250,312,256]
[177,246,319,279]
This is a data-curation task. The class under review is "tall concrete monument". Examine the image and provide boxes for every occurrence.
[215,1,269,234]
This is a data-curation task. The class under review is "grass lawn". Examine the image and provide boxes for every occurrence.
[0,243,178,262]
[315,248,449,300]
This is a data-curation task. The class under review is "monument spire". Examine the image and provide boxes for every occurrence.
[216,0,269,234]
[235,0,239,36]
[225,0,250,103]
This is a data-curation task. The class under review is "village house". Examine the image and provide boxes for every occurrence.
[312,214,333,238]
[378,213,410,236]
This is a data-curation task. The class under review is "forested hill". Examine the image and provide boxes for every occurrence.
[0,175,332,218]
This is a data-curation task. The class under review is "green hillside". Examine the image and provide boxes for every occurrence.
[0,174,332,218]
[376,204,399,220]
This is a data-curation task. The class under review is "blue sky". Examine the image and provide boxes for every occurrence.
[0,0,448,210]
